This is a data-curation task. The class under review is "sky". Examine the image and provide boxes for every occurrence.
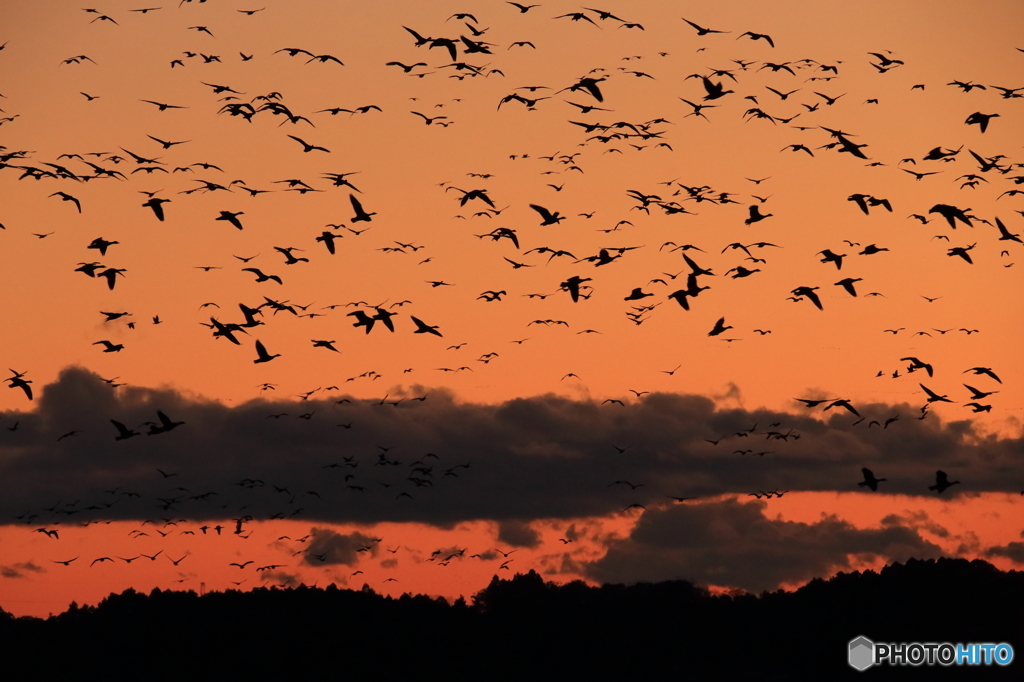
[0,0,1022,617]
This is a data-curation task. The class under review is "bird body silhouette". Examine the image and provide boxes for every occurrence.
[111,420,140,441]
[708,317,732,336]
[412,316,442,336]
[350,194,375,222]
[253,340,280,363]
[859,468,886,491]
[929,470,960,494]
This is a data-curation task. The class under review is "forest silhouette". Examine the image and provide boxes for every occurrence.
[3,557,1021,678]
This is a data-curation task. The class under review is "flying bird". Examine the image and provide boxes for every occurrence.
[216,211,245,230]
[919,384,953,404]
[142,197,170,221]
[858,468,886,491]
[49,192,82,213]
[6,371,33,400]
[963,367,1001,383]
[738,31,775,47]
[707,317,732,336]
[791,286,823,310]
[928,470,961,494]
[530,204,566,225]
[744,205,772,225]
[411,316,442,337]
[350,194,375,222]
[253,340,281,363]
[288,135,330,153]
[682,18,728,35]
[110,420,140,441]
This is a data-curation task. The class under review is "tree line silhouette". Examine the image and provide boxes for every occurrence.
[2,557,1020,679]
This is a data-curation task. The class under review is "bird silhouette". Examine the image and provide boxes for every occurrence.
[682,18,728,35]
[87,238,119,255]
[994,218,1022,244]
[698,76,734,100]
[964,112,999,133]
[110,420,140,441]
[929,470,961,494]
[242,268,283,285]
[49,192,82,213]
[216,211,245,230]
[529,204,566,226]
[929,204,972,229]
[350,194,375,222]
[920,384,953,403]
[744,205,772,225]
[901,357,934,377]
[147,411,185,434]
[825,399,860,417]
[253,340,280,363]
[6,371,33,400]
[738,31,775,47]
[142,197,170,221]
[791,286,823,310]
[818,250,846,270]
[288,135,330,153]
[963,367,1001,383]
[858,468,887,491]
[93,340,124,353]
[964,384,998,400]
[560,276,592,302]
[411,316,442,336]
[835,278,862,297]
[707,317,732,336]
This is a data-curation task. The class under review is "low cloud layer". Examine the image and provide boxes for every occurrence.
[497,520,542,548]
[582,499,946,593]
[1,367,1020,527]
[303,528,380,566]
[1,562,44,579]
[984,542,1024,564]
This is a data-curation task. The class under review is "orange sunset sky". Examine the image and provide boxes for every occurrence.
[0,0,1022,617]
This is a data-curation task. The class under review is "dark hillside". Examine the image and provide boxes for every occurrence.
[3,558,1020,680]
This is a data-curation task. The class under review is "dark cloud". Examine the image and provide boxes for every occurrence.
[1,561,44,578]
[303,528,379,566]
[0,367,1021,527]
[424,545,468,563]
[710,382,745,409]
[880,510,950,538]
[563,523,584,542]
[497,520,541,548]
[260,570,301,587]
[565,520,589,540]
[581,499,946,593]
[984,542,1024,564]
[538,551,587,577]
[954,530,983,555]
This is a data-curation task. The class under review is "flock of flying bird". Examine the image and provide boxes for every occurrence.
[1,2,1021,591]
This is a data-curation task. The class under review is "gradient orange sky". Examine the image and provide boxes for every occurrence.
[0,0,1021,617]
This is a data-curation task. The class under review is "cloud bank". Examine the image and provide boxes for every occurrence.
[1,367,1020,526]
[580,498,946,593]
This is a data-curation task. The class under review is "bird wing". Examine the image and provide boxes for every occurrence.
[529,204,552,221]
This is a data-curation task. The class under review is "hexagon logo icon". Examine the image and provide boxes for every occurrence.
[849,636,875,671]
